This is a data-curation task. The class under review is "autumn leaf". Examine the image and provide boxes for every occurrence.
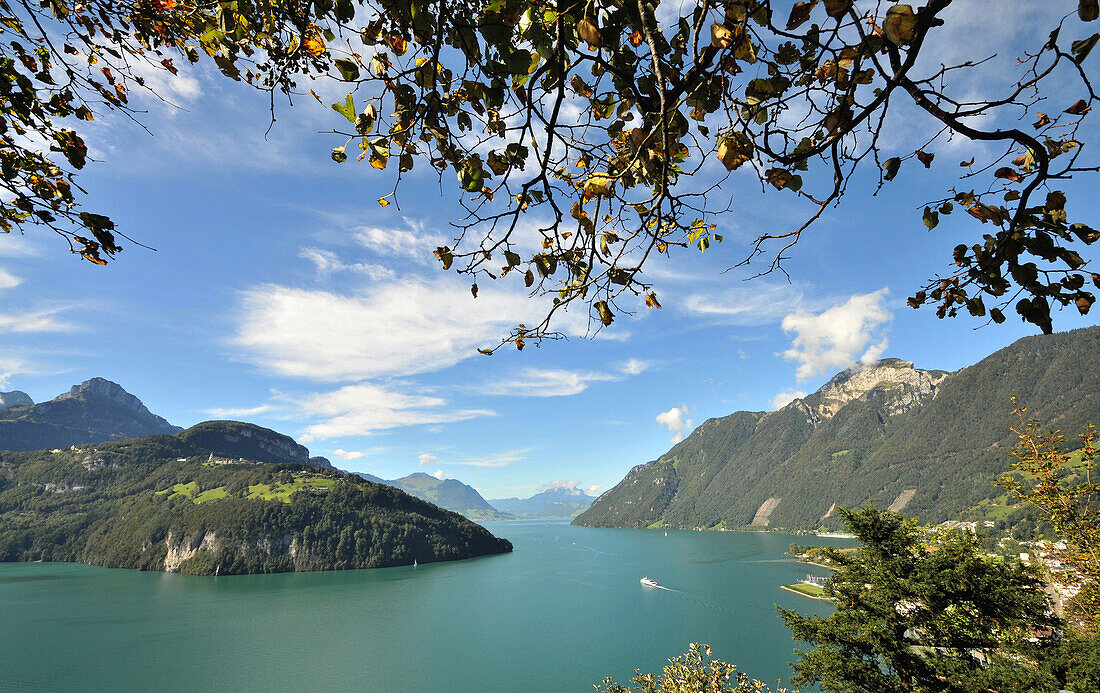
[1033,112,1051,129]
[1065,99,1092,115]
[994,167,1021,182]
[916,150,934,168]
[786,2,815,31]
[303,34,326,57]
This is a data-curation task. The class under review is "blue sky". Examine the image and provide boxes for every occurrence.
[1,1,1097,499]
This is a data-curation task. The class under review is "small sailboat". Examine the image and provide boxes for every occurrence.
[413,559,418,567]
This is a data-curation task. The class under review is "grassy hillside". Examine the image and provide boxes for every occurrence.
[0,432,512,575]
[576,327,1100,532]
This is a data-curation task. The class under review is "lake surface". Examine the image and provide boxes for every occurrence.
[1,521,854,691]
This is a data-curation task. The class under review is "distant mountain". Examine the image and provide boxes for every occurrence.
[0,427,512,574]
[0,378,181,451]
[490,486,596,518]
[383,473,510,520]
[574,327,1100,532]
[0,391,32,411]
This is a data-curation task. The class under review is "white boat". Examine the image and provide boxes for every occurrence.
[640,576,660,588]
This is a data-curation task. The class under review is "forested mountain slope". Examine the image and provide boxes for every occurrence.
[0,424,512,574]
[575,328,1100,532]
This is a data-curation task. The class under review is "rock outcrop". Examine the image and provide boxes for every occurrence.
[0,390,32,411]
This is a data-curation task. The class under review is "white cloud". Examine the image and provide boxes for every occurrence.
[0,269,19,290]
[204,404,274,418]
[450,449,528,467]
[781,289,893,381]
[543,479,580,491]
[618,358,651,376]
[125,55,203,108]
[418,453,438,466]
[656,406,694,444]
[480,359,650,398]
[771,390,808,410]
[683,282,808,326]
[284,383,495,439]
[0,355,30,389]
[586,484,603,495]
[299,248,395,280]
[332,449,366,460]
[0,235,39,257]
[0,307,76,333]
[479,367,619,397]
[354,220,447,262]
[236,277,598,382]
[431,469,450,480]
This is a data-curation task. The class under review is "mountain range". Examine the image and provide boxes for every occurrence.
[363,472,511,520]
[574,326,1100,532]
[490,485,596,518]
[0,378,181,451]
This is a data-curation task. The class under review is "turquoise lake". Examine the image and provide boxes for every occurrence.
[0,520,855,691]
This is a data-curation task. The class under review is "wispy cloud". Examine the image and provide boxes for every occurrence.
[332,449,366,460]
[450,449,529,468]
[204,404,274,418]
[235,277,599,382]
[479,358,650,398]
[418,453,438,466]
[285,383,495,439]
[354,219,447,262]
[781,289,893,381]
[298,248,395,280]
[683,282,809,326]
[479,367,619,398]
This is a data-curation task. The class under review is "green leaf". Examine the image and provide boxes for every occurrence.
[331,94,356,123]
[883,157,901,181]
[1072,33,1099,63]
[922,206,939,230]
[334,58,360,81]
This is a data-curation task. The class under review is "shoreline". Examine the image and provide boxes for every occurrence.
[780,584,833,602]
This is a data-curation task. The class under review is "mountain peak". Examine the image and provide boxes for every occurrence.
[0,390,33,411]
[793,358,949,421]
[55,378,153,417]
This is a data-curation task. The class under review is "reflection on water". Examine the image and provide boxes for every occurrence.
[0,521,853,692]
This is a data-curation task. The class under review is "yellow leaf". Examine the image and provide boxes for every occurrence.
[303,35,326,57]
[378,197,390,207]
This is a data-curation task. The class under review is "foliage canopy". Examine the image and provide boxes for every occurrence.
[3,0,1100,335]
[1003,404,1100,635]
[779,505,1058,693]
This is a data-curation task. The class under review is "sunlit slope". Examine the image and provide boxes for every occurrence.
[575,327,1100,531]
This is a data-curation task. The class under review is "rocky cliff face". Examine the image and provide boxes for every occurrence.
[798,358,950,421]
[55,378,152,415]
